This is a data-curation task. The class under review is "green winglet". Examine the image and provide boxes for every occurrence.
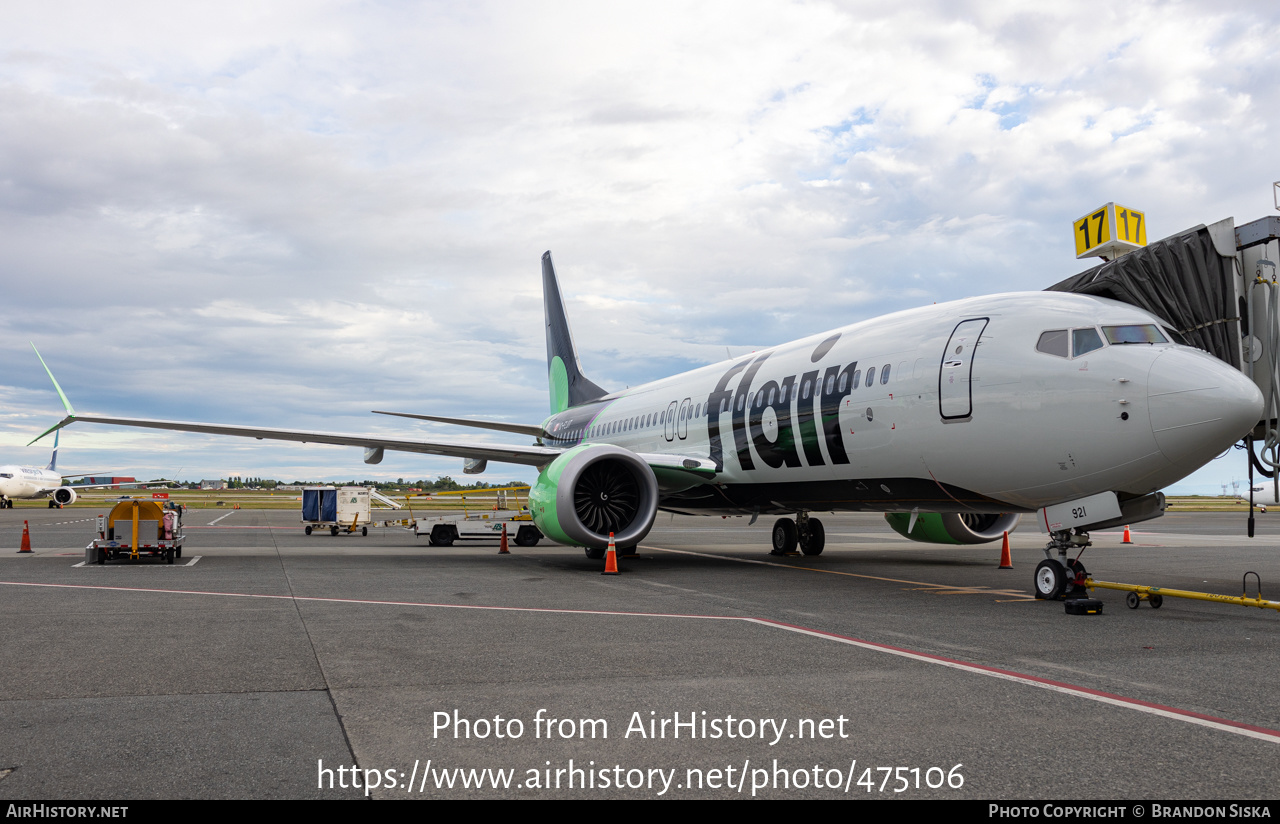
[29,415,75,446]
[30,343,76,417]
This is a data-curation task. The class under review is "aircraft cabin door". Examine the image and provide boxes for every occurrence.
[678,397,691,440]
[939,318,989,421]
[664,401,678,442]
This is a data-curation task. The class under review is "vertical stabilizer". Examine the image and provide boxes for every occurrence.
[46,430,59,472]
[543,252,607,413]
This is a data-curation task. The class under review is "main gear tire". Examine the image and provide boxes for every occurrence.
[771,518,798,555]
[800,518,825,556]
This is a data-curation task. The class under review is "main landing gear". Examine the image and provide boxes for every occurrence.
[770,512,825,556]
[1035,529,1092,600]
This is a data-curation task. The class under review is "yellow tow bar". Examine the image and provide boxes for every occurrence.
[1086,572,1280,612]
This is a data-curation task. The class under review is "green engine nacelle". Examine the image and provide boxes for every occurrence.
[884,512,1020,544]
[528,443,659,548]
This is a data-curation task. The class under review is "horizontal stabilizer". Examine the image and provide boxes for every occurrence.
[372,410,546,438]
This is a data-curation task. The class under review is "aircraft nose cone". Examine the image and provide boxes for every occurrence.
[1147,348,1263,467]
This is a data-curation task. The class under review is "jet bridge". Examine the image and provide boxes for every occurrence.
[1048,212,1280,532]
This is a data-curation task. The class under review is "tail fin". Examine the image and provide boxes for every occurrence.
[46,430,59,472]
[543,251,607,413]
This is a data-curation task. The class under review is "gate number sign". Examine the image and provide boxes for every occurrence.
[1073,202,1146,260]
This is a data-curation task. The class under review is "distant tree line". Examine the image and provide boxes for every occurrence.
[172,476,528,492]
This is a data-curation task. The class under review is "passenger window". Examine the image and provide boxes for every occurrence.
[865,367,875,387]
[694,404,701,417]
[837,373,848,392]
[825,375,835,394]
[1073,327,1104,356]
[737,395,745,412]
[801,380,811,400]
[880,363,890,384]
[766,388,775,406]
[851,369,860,388]
[1036,330,1069,358]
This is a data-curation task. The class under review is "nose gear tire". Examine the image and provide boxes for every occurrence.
[1034,559,1066,600]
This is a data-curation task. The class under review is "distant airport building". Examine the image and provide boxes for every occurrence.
[82,476,137,489]
[199,479,227,490]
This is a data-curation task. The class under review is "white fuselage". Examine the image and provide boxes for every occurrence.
[0,465,65,501]
[540,292,1263,514]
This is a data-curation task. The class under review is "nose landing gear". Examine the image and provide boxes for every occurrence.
[1035,529,1092,600]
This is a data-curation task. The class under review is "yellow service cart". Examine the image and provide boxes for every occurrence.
[86,500,185,564]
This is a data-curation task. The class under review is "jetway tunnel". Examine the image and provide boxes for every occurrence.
[1048,214,1280,523]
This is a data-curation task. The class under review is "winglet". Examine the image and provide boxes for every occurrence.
[29,343,78,445]
[30,343,76,416]
[29,415,75,446]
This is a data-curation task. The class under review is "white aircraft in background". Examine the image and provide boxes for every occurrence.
[31,252,1263,601]
[0,430,121,509]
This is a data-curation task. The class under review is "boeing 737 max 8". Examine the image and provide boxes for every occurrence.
[0,431,132,509]
[32,252,1264,600]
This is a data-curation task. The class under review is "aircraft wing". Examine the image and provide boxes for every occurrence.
[37,413,564,467]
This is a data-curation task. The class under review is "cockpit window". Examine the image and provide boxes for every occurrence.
[0,473,11,479]
[1072,327,1105,357]
[1103,324,1167,345]
[1036,330,1069,358]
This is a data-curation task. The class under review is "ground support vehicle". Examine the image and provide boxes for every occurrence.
[411,487,543,547]
[85,500,185,564]
[301,486,402,536]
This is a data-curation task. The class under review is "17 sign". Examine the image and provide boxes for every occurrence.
[1073,202,1146,259]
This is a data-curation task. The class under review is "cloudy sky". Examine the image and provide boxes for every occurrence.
[1,1,1277,494]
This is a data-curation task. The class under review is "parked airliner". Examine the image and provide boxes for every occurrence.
[31,253,1263,600]
[0,431,118,509]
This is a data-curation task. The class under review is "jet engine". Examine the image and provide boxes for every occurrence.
[52,487,77,506]
[884,512,1019,544]
[528,444,659,549]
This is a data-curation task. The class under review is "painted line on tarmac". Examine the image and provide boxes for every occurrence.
[643,545,1030,598]
[1,579,1277,746]
[207,512,236,526]
[186,526,278,530]
[746,618,1280,745]
[70,556,201,568]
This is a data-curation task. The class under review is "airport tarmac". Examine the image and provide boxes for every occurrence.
[2,508,1279,800]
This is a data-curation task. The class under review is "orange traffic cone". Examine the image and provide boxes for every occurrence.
[998,531,1012,569]
[18,520,32,554]
[1122,525,1133,544]
[498,522,510,554]
[602,532,619,575]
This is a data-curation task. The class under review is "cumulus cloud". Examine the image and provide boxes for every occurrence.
[0,0,1276,491]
